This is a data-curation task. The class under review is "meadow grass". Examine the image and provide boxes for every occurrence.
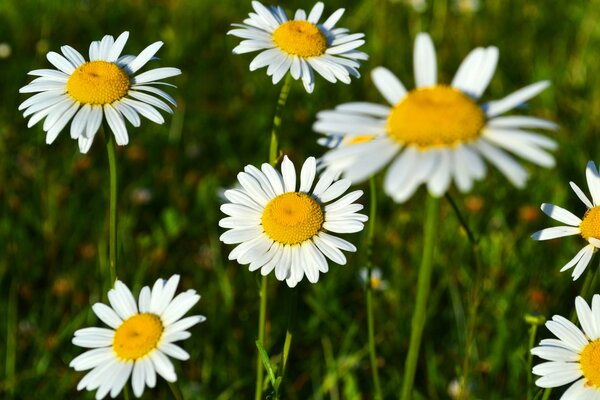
[2,0,600,398]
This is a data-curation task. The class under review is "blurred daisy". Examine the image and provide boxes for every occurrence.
[70,275,205,399]
[532,161,600,280]
[19,31,180,153]
[359,267,388,290]
[314,32,557,203]
[219,156,367,287]
[532,295,600,398]
[228,1,367,93]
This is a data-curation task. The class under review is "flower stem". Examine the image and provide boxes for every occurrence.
[366,177,382,399]
[400,194,440,400]
[255,73,293,400]
[104,126,118,287]
[168,381,184,400]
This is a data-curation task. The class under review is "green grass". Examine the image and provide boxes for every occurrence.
[2,0,600,398]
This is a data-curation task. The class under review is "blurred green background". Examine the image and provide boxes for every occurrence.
[2,0,600,398]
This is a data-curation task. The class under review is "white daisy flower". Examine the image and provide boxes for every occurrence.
[532,161,600,281]
[532,295,600,398]
[19,31,180,153]
[314,32,557,203]
[70,275,205,399]
[228,1,367,93]
[219,156,367,287]
[359,267,388,290]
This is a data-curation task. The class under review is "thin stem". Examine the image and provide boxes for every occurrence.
[526,318,541,400]
[255,72,293,400]
[104,126,118,286]
[400,195,440,400]
[445,193,481,400]
[269,73,292,166]
[366,177,382,399]
[168,381,184,400]
[255,276,268,400]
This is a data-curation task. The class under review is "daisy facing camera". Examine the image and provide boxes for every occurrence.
[19,31,180,153]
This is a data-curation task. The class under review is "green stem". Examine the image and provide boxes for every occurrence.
[168,381,184,400]
[104,126,118,286]
[526,320,540,400]
[400,195,440,400]
[255,276,268,400]
[255,72,293,400]
[445,193,481,400]
[366,177,382,399]
[269,73,292,165]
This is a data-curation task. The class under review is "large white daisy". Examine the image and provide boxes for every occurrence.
[532,161,600,281]
[313,32,557,203]
[70,275,205,399]
[532,295,600,399]
[219,156,367,287]
[19,31,180,153]
[228,1,367,93]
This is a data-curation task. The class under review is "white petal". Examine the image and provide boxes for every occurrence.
[540,203,582,226]
[531,226,581,241]
[413,33,437,88]
[485,81,550,117]
[586,161,600,206]
[371,67,407,105]
[127,41,164,73]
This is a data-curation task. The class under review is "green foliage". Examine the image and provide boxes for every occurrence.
[2,0,600,398]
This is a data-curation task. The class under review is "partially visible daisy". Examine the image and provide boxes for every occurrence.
[70,275,205,399]
[219,156,367,287]
[359,267,388,290]
[532,161,600,281]
[19,31,180,153]
[314,32,557,203]
[531,295,600,398]
[228,1,367,93]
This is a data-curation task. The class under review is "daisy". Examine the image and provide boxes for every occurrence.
[219,156,367,287]
[70,275,205,399]
[359,267,388,290]
[228,1,367,93]
[531,295,600,398]
[313,32,557,203]
[19,31,180,153]
[532,161,600,281]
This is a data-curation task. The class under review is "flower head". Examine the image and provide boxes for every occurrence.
[359,267,388,290]
[532,295,600,398]
[228,1,367,93]
[532,161,600,280]
[19,31,180,153]
[314,32,557,202]
[70,275,205,399]
[219,156,367,287]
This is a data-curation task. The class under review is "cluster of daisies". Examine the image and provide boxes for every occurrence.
[17,0,599,398]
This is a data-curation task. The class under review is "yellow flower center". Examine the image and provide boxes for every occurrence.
[387,85,486,149]
[580,207,600,241]
[262,192,324,245]
[345,135,376,145]
[66,61,130,105]
[272,20,327,58]
[370,276,381,290]
[580,340,600,388]
[112,313,163,361]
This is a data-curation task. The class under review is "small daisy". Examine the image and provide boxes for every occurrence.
[532,295,600,398]
[19,31,180,153]
[228,1,367,93]
[359,267,388,290]
[532,161,600,281]
[70,275,205,399]
[314,32,557,203]
[219,156,367,287]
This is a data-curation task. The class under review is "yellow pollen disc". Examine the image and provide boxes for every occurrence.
[370,276,381,290]
[262,192,324,245]
[67,61,130,105]
[387,85,486,149]
[580,340,600,387]
[580,207,600,241]
[112,313,163,361]
[345,135,376,145]
[272,20,327,58]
